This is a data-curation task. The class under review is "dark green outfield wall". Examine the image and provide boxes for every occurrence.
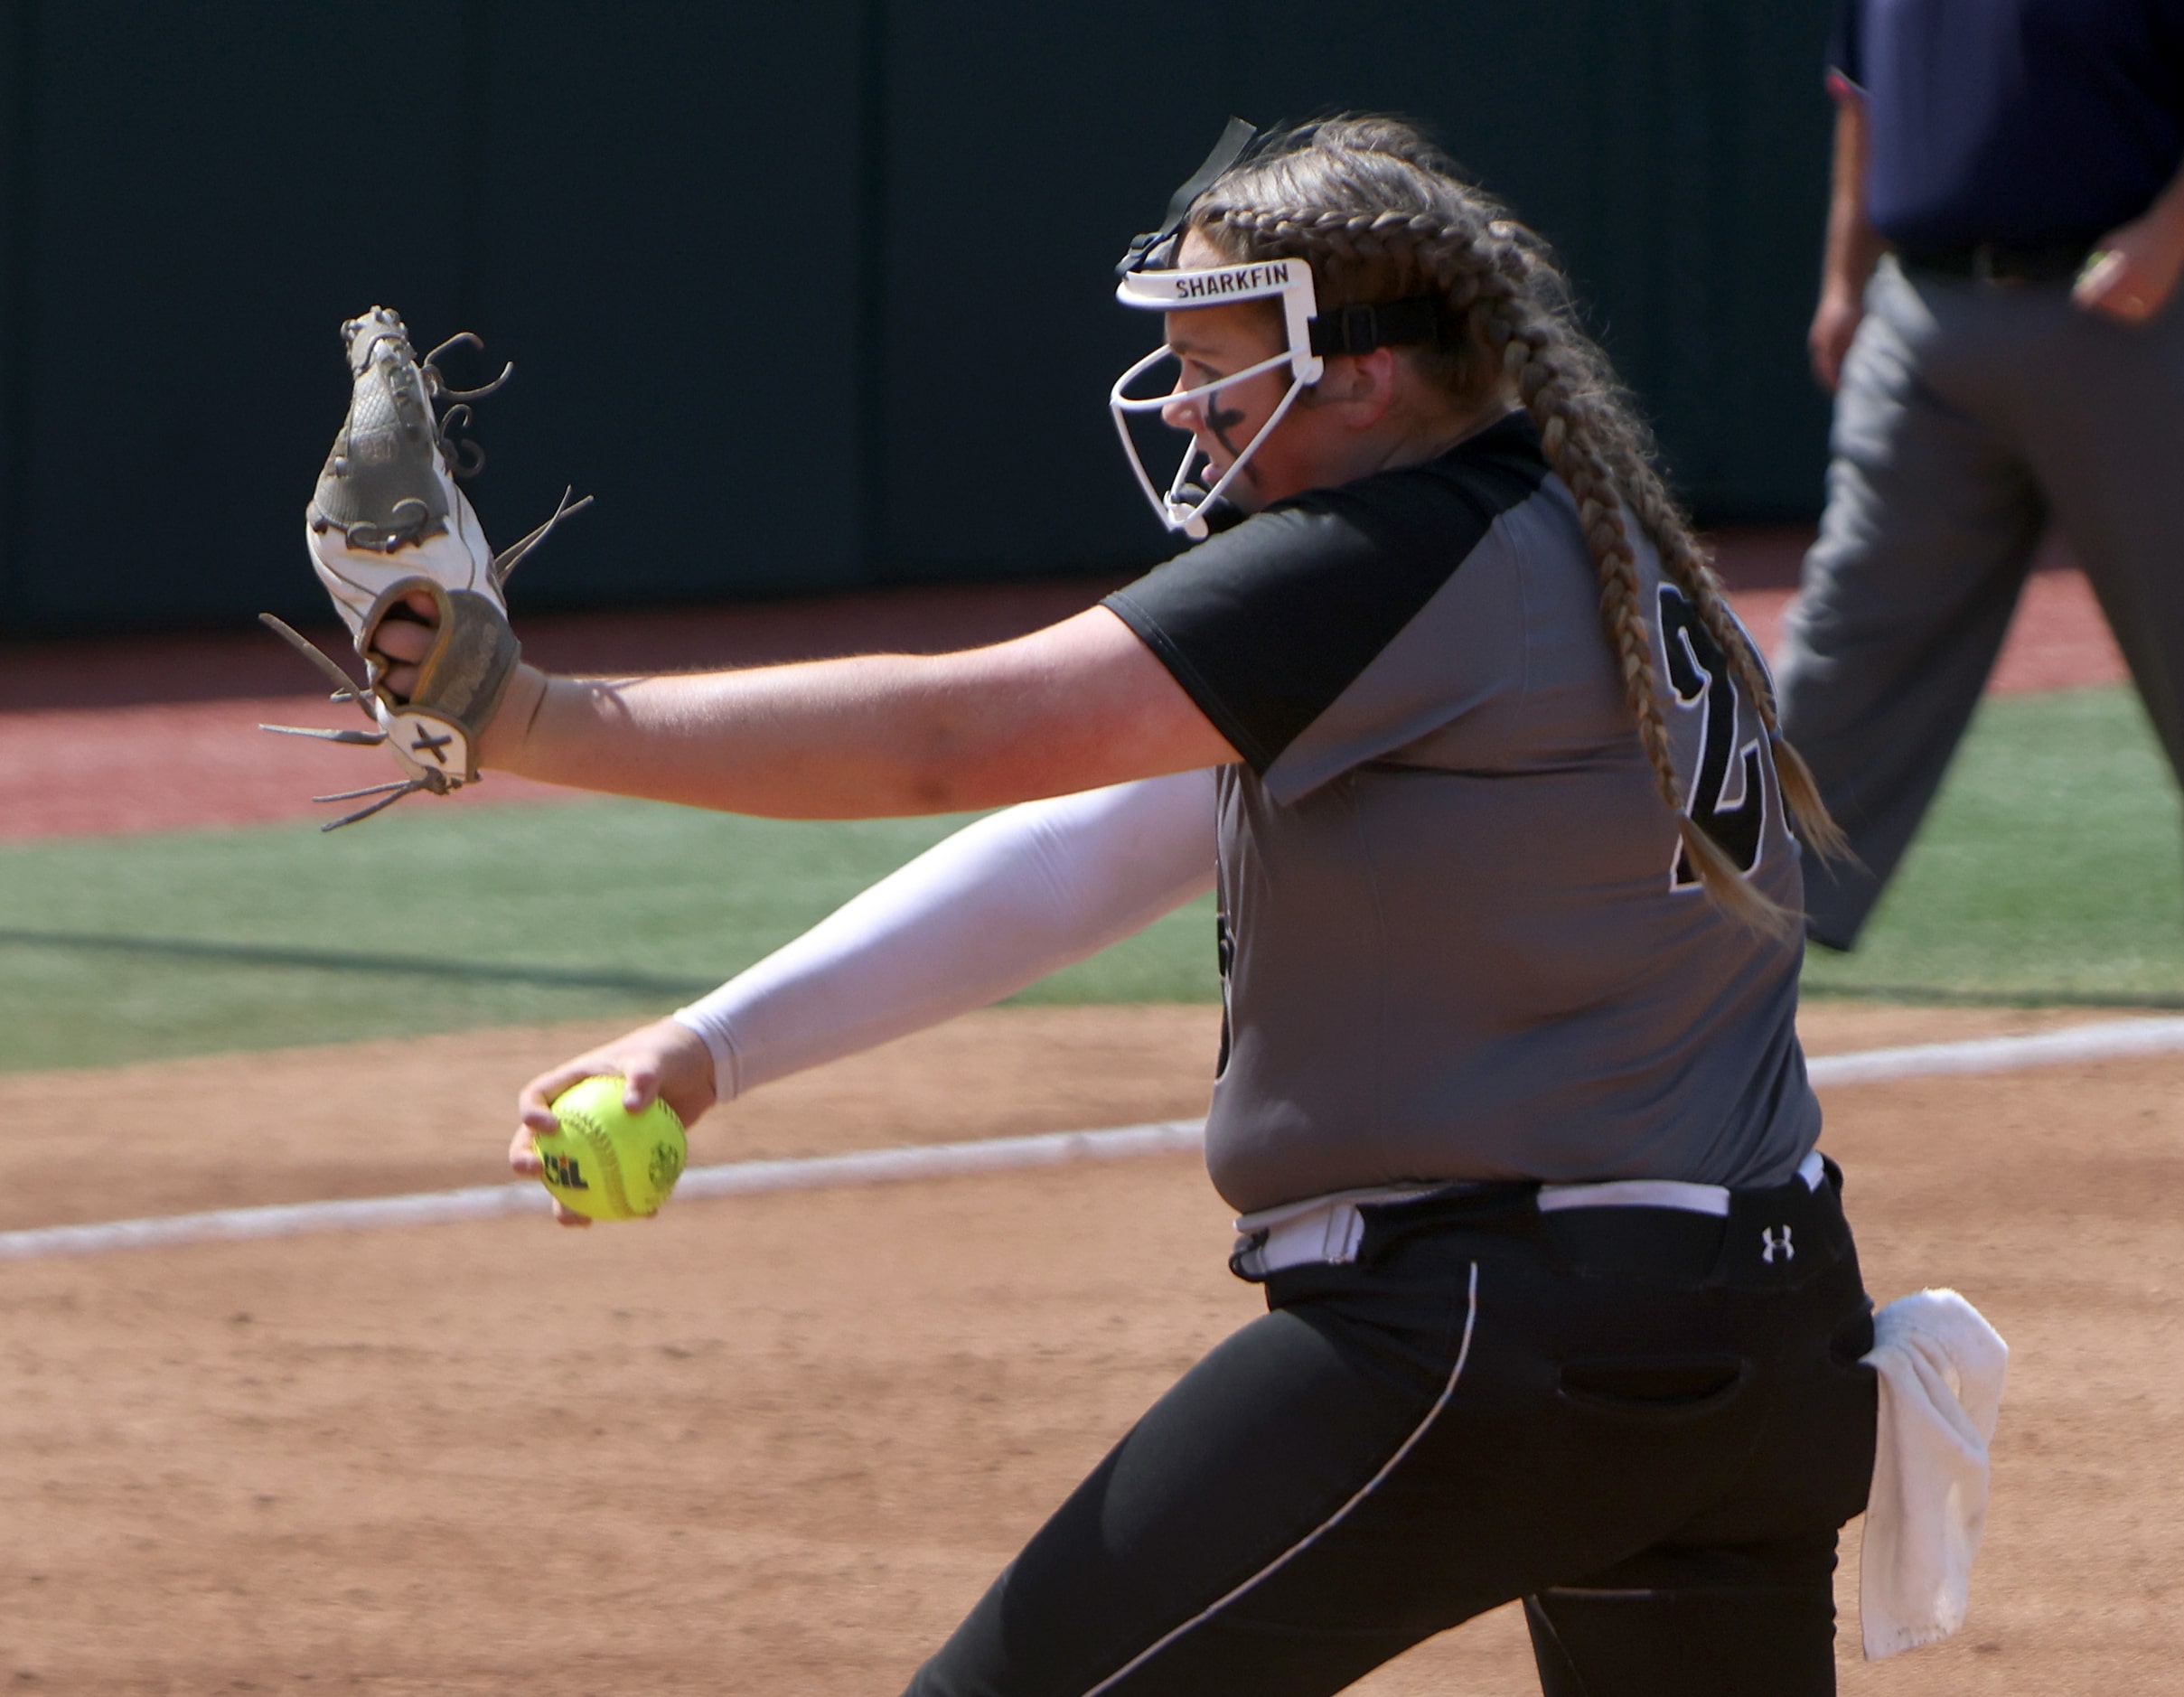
[0,1,1833,637]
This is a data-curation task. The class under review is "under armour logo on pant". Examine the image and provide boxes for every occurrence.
[1760,1225,1795,1264]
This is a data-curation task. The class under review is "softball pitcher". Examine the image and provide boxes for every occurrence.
[369,117,1882,1694]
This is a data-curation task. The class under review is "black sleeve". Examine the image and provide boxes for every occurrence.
[1103,427,1544,773]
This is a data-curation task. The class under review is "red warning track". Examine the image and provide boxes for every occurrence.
[0,532,2128,842]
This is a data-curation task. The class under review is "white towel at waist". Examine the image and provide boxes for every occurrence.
[1859,1288,2010,1659]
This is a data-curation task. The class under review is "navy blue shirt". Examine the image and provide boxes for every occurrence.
[1832,0,2184,248]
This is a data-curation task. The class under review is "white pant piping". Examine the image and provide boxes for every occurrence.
[1077,1261,1482,1697]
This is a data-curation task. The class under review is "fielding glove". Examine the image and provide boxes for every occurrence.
[261,306,586,827]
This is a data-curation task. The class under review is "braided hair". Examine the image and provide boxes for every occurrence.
[1188,117,1843,934]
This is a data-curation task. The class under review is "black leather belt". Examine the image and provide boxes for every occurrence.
[1895,240,2093,285]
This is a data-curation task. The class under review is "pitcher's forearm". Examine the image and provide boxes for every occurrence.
[480,612,1236,819]
[492,657,1043,816]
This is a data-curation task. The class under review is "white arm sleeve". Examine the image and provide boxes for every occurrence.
[670,767,1219,1102]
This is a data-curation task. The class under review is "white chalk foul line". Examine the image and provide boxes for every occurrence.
[0,1120,1209,1263]
[0,1180,550,1261]
[5,1016,2183,1265]
[1803,1013,2184,1086]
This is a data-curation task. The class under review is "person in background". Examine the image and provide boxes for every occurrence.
[1779,0,2184,948]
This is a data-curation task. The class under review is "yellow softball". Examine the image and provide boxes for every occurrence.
[533,1074,688,1221]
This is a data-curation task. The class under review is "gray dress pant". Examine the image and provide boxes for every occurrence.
[1775,254,2184,949]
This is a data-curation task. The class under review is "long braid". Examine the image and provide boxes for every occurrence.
[1590,391,1848,863]
[1482,287,1794,934]
[1193,118,1843,933]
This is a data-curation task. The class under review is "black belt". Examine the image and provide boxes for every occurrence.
[1894,240,2093,286]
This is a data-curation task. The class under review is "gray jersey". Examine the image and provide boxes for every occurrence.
[1105,414,1818,1214]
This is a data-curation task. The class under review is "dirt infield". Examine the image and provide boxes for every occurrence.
[5,1000,2184,1692]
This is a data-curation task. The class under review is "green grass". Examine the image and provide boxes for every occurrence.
[1801,685,2184,1007]
[3,682,2179,1074]
[0,801,1218,1074]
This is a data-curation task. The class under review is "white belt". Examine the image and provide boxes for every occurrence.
[1232,1150,1826,1279]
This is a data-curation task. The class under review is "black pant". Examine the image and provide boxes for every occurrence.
[905,1162,1878,1697]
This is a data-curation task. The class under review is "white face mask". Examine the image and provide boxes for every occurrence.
[1109,258,1325,539]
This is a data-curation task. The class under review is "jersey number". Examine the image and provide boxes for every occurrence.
[1659,586,1765,887]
